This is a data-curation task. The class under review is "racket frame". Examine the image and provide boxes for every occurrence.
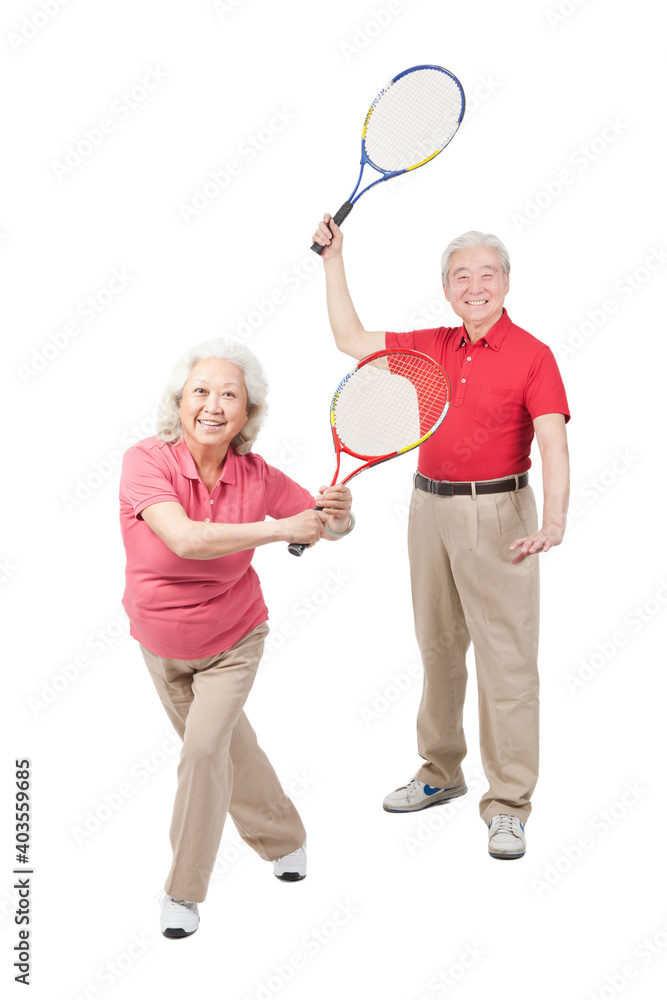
[311,64,465,253]
[287,348,450,556]
[348,64,466,205]
[329,348,451,486]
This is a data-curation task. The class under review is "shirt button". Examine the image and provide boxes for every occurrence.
[461,378,466,383]
[210,499,214,504]
[466,356,472,362]
[205,518,210,523]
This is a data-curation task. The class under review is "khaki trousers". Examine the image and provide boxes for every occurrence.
[408,484,540,824]
[140,623,306,903]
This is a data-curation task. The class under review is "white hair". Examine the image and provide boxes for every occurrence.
[156,338,269,454]
[440,231,511,289]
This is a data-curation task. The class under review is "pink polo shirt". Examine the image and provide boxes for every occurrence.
[119,437,315,659]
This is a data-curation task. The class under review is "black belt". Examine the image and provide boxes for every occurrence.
[414,472,529,497]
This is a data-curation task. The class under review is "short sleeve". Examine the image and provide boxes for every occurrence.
[524,348,571,423]
[260,460,316,520]
[386,327,457,360]
[386,329,417,351]
[120,444,180,519]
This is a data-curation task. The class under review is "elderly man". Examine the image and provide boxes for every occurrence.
[312,217,570,859]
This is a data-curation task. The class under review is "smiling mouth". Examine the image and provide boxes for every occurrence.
[466,299,488,305]
[198,419,225,428]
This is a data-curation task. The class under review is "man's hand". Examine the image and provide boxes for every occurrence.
[316,484,352,535]
[312,213,344,260]
[512,412,570,565]
[509,523,565,564]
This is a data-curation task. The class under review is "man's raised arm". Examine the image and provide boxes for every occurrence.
[313,213,385,361]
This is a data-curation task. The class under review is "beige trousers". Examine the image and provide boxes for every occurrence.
[140,622,306,903]
[408,484,540,824]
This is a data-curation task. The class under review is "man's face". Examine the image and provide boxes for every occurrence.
[443,247,509,329]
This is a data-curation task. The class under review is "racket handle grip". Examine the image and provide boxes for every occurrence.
[288,506,324,557]
[311,202,354,255]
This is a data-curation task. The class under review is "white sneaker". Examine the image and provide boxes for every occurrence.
[488,814,526,859]
[383,777,467,813]
[273,844,307,881]
[160,895,200,937]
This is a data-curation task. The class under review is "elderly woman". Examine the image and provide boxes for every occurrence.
[119,338,352,938]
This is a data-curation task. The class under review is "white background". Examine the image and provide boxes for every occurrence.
[3,1,666,998]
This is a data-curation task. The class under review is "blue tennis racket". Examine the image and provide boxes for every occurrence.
[311,64,465,254]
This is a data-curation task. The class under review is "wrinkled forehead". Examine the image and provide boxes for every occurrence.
[187,357,246,390]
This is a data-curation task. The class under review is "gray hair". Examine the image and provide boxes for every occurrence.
[440,231,511,289]
[156,338,269,454]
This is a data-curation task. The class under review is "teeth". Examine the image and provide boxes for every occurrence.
[199,420,223,427]
[467,300,487,305]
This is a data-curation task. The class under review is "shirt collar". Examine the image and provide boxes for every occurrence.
[174,438,238,485]
[455,309,512,351]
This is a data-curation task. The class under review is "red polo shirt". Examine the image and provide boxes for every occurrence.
[119,437,315,659]
[386,310,570,481]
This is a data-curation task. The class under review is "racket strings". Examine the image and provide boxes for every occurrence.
[333,353,450,457]
[382,355,449,432]
[364,68,463,173]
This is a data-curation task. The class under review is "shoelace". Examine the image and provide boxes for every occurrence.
[168,897,198,912]
[492,815,516,834]
[405,778,423,801]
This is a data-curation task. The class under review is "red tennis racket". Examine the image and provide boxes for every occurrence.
[289,349,451,555]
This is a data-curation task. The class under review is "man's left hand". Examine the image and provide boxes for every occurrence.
[509,524,565,564]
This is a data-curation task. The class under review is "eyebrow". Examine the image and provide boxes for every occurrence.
[192,378,242,388]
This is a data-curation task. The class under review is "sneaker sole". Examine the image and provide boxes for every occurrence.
[274,872,306,881]
[488,849,526,860]
[383,783,468,813]
[162,926,198,938]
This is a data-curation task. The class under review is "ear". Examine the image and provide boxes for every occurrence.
[442,279,451,303]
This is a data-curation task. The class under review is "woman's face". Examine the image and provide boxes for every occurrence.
[178,358,249,455]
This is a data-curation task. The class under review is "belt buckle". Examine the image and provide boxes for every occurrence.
[442,480,454,498]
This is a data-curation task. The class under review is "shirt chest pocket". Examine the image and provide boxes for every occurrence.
[473,385,515,428]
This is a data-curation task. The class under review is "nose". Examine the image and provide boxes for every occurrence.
[204,394,223,413]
